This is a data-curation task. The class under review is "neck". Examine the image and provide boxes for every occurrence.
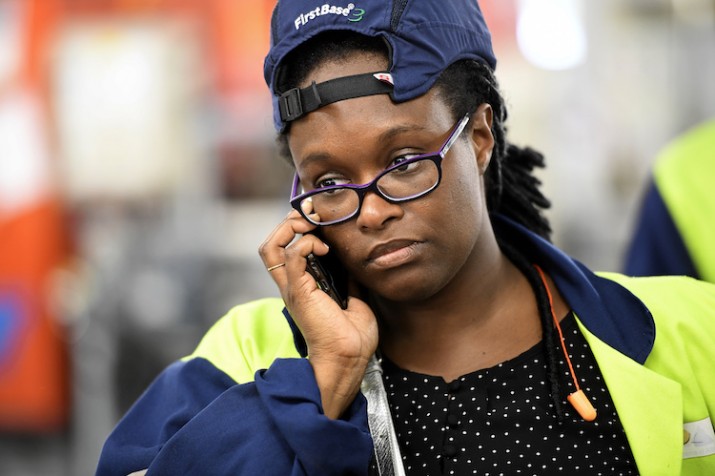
[373,239,546,381]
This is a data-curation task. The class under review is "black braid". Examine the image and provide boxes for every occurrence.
[435,61,557,405]
[499,239,566,422]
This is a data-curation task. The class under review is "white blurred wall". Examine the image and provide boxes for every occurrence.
[498,0,715,271]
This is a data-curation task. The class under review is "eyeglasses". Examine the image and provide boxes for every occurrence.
[290,114,471,226]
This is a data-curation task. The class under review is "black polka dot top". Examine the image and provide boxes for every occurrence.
[381,312,639,475]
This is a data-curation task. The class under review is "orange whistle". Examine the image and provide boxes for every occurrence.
[567,390,597,421]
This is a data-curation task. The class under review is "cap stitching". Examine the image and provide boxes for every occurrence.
[390,0,410,31]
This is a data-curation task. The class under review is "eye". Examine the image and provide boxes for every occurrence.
[389,154,420,172]
[315,175,350,189]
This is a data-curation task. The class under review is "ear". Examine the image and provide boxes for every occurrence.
[470,103,494,175]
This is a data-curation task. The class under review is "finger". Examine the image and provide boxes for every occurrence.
[259,210,311,271]
[283,233,330,285]
[300,197,313,215]
[300,198,323,225]
[266,262,287,272]
[261,209,308,250]
[272,240,337,311]
[270,235,331,311]
[260,212,331,298]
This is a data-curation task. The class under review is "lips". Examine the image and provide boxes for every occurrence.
[366,239,422,267]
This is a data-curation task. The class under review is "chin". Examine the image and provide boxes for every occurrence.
[366,272,445,303]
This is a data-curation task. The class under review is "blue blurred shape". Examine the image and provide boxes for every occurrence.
[0,288,23,365]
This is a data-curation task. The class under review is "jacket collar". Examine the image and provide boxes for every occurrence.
[284,215,656,363]
[492,214,655,363]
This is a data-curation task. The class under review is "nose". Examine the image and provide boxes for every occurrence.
[355,190,404,230]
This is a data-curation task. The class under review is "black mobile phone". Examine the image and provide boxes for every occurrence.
[306,249,348,309]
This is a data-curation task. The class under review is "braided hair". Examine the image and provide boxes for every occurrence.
[434,60,552,240]
[434,58,564,420]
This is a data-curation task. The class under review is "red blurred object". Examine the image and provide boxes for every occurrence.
[0,202,71,432]
[0,0,70,432]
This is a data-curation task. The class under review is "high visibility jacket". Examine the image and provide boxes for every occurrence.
[96,216,715,475]
[624,119,715,281]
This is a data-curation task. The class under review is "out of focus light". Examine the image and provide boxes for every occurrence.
[516,0,588,71]
[0,92,50,216]
[672,0,715,25]
[52,21,198,202]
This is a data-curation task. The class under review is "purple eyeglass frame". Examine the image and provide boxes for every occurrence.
[290,113,471,226]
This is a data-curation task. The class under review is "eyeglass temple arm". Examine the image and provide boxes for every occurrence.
[290,173,302,200]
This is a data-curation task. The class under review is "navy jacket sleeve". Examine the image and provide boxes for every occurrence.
[95,357,373,476]
[623,179,699,278]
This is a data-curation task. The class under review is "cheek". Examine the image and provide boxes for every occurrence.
[445,182,482,239]
[446,156,484,215]
[437,160,486,253]
[319,228,359,270]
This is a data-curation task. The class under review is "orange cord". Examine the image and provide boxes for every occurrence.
[534,265,580,390]
[534,265,597,421]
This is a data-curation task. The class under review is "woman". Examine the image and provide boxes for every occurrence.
[97,1,715,475]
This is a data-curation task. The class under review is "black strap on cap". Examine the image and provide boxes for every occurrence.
[278,72,393,124]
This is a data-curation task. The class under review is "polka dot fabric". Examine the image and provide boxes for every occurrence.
[381,313,639,475]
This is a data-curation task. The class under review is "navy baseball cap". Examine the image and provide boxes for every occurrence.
[264,0,497,132]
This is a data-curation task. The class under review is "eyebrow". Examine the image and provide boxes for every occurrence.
[376,123,430,143]
[298,122,431,170]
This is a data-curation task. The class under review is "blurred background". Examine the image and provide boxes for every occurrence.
[0,0,713,474]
